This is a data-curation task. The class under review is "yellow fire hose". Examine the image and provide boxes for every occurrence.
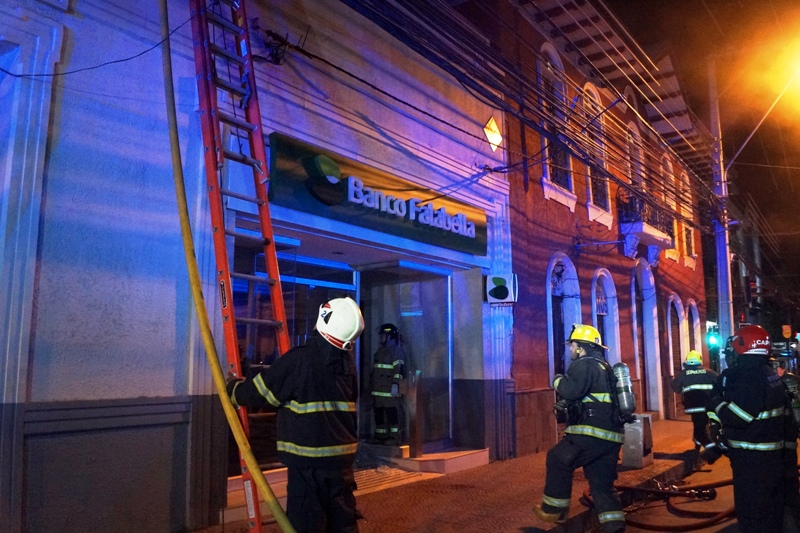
[158,2,295,531]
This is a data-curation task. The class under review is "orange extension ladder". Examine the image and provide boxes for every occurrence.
[189,0,291,530]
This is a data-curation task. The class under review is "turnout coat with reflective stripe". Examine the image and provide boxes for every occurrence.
[711,355,787,451]
[555,354,624,443]
[671,367,718,413]
[232,333,358,468]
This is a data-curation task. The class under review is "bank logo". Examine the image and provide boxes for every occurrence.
[303,154,346,206]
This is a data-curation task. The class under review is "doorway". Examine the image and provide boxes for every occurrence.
[359,261,452,452]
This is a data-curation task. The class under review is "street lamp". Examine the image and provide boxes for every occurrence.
[708,56,800,369]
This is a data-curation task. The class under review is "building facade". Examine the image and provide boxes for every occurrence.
[1,0,512,530]
[1,0,713,531]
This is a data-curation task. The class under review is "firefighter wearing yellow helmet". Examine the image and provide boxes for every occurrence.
[670,349,720,469]
[534,324,626,533]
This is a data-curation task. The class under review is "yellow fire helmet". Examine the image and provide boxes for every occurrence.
[685,350,702,366]
[566,324,608,350]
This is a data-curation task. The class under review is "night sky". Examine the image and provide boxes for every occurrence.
[603,0,800,292]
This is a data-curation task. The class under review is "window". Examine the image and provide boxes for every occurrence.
[538,44,576,211]
[679,172,697,267]
[583,86,609,211]
[661,156,679,260]
[626,124,644,189]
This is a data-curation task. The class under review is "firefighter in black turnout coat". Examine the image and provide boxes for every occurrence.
[534,325,626,533]
[228,297,365,533]
[706,325,793,533]
[670,349,722,466]
[369,323,406,444]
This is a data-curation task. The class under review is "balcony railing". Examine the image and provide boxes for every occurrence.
[617,195,674,239]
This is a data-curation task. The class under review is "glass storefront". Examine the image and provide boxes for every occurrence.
[229,226,455,470]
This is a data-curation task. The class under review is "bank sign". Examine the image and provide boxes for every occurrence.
[268,133,487,256]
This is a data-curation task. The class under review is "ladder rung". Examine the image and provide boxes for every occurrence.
[220,187,265,206]
[218,110,256,131]
[206,10,243,35]
[223,149,263,171]
[231,272,277,286]
[225,229,272,246]
[209,43,245,65]
[214,76,247,98]
[236,316,282,328]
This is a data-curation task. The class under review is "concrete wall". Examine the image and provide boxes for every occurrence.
[1,0,512,530]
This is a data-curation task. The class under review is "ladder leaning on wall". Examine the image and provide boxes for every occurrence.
[189,0,291,530]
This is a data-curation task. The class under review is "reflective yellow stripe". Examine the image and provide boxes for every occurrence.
[284,400,356,415]
[708,412,720,423]
[277,441,358,458]
[755,407,785,420]
[598,511,625,523]
[565,425,624,443]
[583,393,612,403]
[683,384,714,392]
[542,494,571,509]
[727,439,784,451]
[371,391,393,398]
[254,374,281,407]
[230,381,242,409]
[727,402,754,423]
[374,363,393,369]
[685,407,706,413]
[392,359,404,367]
[553,376,563,389]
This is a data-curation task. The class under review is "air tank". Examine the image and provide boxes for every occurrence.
[613,362,636,416]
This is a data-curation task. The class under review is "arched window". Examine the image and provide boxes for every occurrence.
[661,155,678,259]
[583,85,608,211]
[538,43,575,211]
[626,123,644,189]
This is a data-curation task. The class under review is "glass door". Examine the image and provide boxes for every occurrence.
[359,261,452,452]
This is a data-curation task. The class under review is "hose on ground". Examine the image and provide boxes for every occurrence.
[581,477,735,532]
[159,2,294,531]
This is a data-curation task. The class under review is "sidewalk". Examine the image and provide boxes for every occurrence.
[200,418,700,532]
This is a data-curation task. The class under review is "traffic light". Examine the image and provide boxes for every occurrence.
[707,326,721,372]
[707,326,720,347]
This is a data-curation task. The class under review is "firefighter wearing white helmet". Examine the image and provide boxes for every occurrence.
[670,349,720,468]
[705,324,797,532]
[534,324,627,533]
[228,296,365,532]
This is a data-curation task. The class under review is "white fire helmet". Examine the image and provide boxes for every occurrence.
[316,297,365,350]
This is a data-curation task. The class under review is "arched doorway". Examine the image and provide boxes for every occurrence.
[593,268,620,364]
[664,295,687,420]
[632,260,662,415]
[547,253,581,381]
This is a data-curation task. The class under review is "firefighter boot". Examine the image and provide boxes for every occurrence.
[533,505,567,524]
[701,446,722,465]
[692,445,703,471]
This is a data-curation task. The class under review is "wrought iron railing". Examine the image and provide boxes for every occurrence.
[617,194,674,238]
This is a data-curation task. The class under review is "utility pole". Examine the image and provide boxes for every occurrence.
[708,58,734,365]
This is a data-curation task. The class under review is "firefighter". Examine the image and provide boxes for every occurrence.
[533,325,626,533]
[706,325,789,533]
[369,323,406,445]
[228,297,365,533]
[670,349,721,467]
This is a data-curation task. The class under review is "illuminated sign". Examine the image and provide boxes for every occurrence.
[268,133,487,255]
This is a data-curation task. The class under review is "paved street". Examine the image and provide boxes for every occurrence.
[197,419,717,532]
